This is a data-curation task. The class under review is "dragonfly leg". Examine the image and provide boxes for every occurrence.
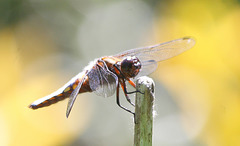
[121,81,135,106]
[125,90,144,95]
[127,79,144,94]
[116,82,135,115]
[113,64,126,78]
[113,64,140,93]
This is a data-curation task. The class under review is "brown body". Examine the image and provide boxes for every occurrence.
[29,56,122,110]
[29,77,92,109]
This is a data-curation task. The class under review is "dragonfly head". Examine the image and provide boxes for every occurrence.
[120,56,141,78]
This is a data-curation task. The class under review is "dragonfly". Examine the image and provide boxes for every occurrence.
[29,37,195,118]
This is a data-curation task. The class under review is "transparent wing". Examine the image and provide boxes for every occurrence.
[66,72,88,118]
[133,60,158,79]
[114,37,195,76]
[88,61,118,98]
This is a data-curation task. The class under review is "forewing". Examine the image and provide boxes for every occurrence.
[114,37,195,76]
[66,72,88,118]
[115,37,195,62]
[88,62,118,98]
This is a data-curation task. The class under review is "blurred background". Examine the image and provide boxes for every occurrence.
[0,0,240,145]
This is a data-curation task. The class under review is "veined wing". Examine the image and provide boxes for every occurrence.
[88,60,118,98]
[114,37,195,76]
[66,71,89,118]
[67,59,118,117]
[115,37,195,62]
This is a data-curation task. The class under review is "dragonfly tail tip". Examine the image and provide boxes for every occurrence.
[28,104,35,109]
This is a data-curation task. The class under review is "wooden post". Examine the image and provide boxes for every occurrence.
[134,76,155,146]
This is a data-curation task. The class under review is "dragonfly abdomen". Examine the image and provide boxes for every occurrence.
[29,77,92,110]
[29,93,67,109]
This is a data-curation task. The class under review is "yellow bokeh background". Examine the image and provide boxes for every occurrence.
[154,1,240,145]
[0,0,240,145]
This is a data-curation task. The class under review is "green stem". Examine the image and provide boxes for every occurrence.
[134,76,155,146]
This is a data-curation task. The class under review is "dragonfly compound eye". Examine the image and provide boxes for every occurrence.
[121,56,141,78]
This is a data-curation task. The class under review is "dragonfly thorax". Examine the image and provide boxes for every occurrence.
[120,56,141,78]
